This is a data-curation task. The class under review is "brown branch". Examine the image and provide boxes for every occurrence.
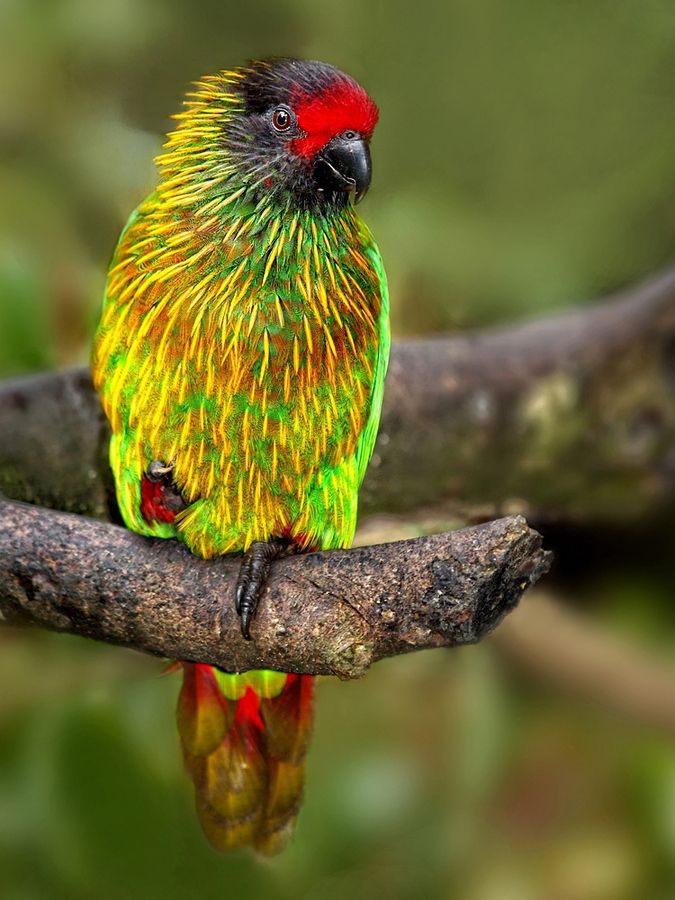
[492,591,675,736]
[2,264,675,526]
[0,498,549,677]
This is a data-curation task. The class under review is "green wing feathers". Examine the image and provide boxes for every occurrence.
[354,241,390,486]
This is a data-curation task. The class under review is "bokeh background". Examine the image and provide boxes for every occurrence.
[2,1,675,898]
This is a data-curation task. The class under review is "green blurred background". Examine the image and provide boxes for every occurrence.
[2,1,675,898]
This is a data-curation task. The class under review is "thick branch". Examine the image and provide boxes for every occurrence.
[493,591,675,736]
[0,499,549,678]
[1,265,675,525]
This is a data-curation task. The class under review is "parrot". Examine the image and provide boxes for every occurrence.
[91,57,389,855]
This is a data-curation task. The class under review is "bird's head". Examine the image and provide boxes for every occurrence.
[159,58,379,212]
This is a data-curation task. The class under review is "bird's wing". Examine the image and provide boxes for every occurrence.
[353,238,390,486]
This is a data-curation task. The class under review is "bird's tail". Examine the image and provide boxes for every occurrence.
[177,662,314,855]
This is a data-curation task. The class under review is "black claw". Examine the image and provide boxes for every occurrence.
[147,459,174,482]
[240,605,253,641]
[232,539,290,640]
[234,557,251,615]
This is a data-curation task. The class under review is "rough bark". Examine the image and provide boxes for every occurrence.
[1,265,674,526]
[0,499,550,678]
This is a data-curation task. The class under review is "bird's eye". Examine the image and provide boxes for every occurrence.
[272,106,293,132]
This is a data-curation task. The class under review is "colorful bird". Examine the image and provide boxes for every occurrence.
[92,58,389,854]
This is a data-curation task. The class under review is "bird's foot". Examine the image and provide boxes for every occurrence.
[146,459,176,482]
[234,538,291,640]
[142,459,187,518]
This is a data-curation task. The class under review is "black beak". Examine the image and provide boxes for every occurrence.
[315,131,372,204]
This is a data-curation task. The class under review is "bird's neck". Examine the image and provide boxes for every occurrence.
[154,183,365,275]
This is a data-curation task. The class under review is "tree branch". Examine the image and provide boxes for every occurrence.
[1,264,675,525]
[492,591,675,736]
[0,499,550,677]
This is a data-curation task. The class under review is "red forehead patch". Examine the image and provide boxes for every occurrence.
[291,78,379,159]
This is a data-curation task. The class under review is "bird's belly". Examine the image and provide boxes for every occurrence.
[124,279,377,558]
[150,367,365,558]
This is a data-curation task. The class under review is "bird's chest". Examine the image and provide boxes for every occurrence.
[208,285,376,486]
[143,279,376,518]
[127,223,381,513]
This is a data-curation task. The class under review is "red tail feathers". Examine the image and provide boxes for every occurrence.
[177,663,314,854]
